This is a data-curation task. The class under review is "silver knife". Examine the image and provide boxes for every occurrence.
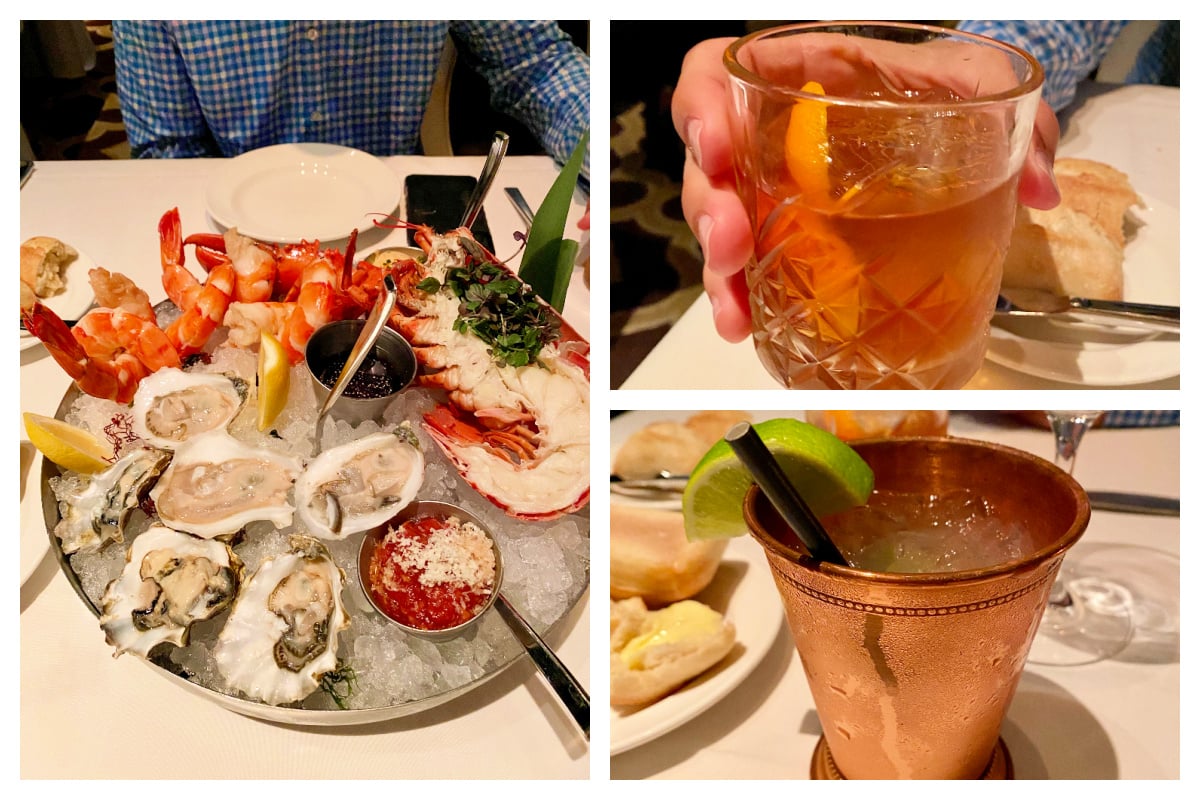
[505,187,535,228]
[610,474,686,500]
[994,290,1179,332]
[1087,491,1179,516]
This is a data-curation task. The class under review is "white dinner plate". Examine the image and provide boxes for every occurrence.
[20,246,96,351]
[20,443,50,585]
[609,411,785,756]
[986,197,1180,385]
[205,143,401,243]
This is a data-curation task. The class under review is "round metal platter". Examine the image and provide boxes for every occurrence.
[42,384,589,726]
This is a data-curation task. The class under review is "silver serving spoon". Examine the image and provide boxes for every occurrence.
[313,274,397,451]
[994,289,1179,332]
[460,131,509,229]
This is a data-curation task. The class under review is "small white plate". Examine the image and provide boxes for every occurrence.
[20,246,96,352]
[20,443,50,585]
[609,534,784,755]
[609,410,785,756]
[206,143,401,243]
[986,196,1180,386]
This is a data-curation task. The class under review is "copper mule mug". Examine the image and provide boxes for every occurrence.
[743,437,1090,779]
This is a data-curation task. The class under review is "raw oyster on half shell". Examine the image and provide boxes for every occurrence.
[295,429,425,540]
[150,430,302,539]
[53,446,172,554]
[99,525,242,658]
[130,368,248,450]
[214,535,349,706]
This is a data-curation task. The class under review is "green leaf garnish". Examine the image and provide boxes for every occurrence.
[518,130,588,312]
[320,662,357,709]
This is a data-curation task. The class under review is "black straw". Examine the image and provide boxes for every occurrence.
[725,422,848,566]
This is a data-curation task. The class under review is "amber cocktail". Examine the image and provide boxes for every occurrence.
[744,438,1090,778]
[724,22,1043,389]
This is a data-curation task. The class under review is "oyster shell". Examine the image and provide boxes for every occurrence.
[295,429,425,540]
[99,525,242,658]
[53,446,172,554]
[131,368,248,450]
[214,535,349,706]
[150,430,302,539]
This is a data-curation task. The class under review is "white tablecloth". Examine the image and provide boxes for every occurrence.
[609,411,1179,779]
[20,155,591,779]
[619,84,1179,390]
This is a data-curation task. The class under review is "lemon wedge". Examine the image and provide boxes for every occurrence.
[257,330,290,431]
[23,412,114,474]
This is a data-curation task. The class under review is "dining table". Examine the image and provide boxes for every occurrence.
[617,83,1180,390]
[608,410,1180,779]
[20,153,591,779]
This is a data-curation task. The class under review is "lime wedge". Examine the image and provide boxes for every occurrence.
[682,418,873,542]
[23,412,115,474]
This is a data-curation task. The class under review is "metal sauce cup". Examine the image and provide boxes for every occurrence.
[304,320,417,427]
[357,501,503,642]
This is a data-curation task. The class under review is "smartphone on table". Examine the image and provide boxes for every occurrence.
[403,174,495,252]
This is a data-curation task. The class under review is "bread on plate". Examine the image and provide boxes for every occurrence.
[610,596,736,707]
[611,421,709,481]
[612,411,752,481]
[21,236,78,298]
[610,502,728,606]
[1001,157,1142,301]
[682,410,753,448]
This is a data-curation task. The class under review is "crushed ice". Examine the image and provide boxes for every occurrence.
[52,343,589,713]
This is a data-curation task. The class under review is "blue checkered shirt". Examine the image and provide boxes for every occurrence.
[957,21,1180,111]
[111,21,589,175]
[1101,410,1180,428]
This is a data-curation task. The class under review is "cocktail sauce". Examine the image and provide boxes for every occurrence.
[366,516,496,631]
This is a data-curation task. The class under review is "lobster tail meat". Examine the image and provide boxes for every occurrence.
[423,405,590,521]
[372,228,591,520]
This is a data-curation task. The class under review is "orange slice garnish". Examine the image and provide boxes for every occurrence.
[785,81,832,204]
[772,82,860,341]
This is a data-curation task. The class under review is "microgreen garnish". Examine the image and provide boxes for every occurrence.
[418,248,561,368]
[320,662,357,709]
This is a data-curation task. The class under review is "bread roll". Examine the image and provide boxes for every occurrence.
[611,596,736,707]
[1002,158,1141,301]
[611,421,709,480]
[20,236,77,298]
[612,412,753,480]
[610,502,727,605]
[684,410,753,448]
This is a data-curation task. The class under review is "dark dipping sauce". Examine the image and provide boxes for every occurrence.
[316,353,402,399]
[366,516,496,632]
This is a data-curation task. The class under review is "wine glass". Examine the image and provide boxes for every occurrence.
[1026,411,1136,666]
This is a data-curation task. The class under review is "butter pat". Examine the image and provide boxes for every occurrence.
[610,596,737,706]
[619,600,726,669]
